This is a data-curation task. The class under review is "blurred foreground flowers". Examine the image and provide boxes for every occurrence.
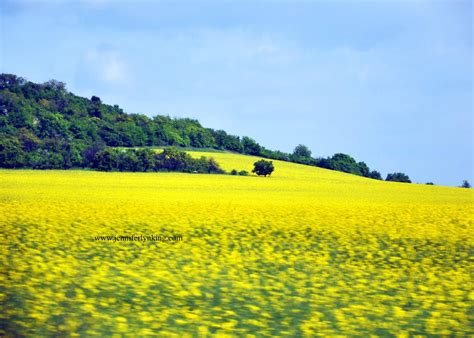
[1,152,473,336]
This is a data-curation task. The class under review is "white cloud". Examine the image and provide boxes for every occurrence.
[80,45,129,85]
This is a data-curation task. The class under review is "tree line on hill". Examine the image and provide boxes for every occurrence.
[289,144,411,183]
[91,147,224,173]
[0,73,410,181]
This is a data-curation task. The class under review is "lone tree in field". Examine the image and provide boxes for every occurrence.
[461,180,471,188]
[252,159,274,177]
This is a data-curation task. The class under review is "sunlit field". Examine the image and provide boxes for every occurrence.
[1,151,473,337]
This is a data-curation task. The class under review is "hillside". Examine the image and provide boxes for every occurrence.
[1,151,472,336]
[1,73,393,180]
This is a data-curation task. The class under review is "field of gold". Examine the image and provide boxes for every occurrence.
[1,151,473,337]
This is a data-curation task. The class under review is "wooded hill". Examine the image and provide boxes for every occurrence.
[0,73,410,181]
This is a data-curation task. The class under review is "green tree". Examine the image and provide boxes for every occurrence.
[207,157,224,174]
[262,149,290,161]
[93,148,119,171]
[242,136,262,156]
[328,153,361,175]
[357,161,370,177]
[135,148,156,172]
[18,128,40,152]
[88,95,103,118]
[386,172,411,183]
[461,180,471,188]
[117,150,140,172]
[252,159,274,177]
[293,144,312,158]
[0,136,25,168]
[82,142,106,167]
[368,170,382,180]
[155,147,188,171]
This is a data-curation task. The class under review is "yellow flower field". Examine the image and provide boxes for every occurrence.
[1,151,473,337]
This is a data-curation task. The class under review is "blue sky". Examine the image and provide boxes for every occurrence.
[0,0,472,186]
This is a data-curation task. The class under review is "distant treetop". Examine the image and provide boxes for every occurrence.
[293,144,312,158]
[386,172,411,183]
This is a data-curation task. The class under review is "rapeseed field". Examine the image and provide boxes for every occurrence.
[1,151,473,337]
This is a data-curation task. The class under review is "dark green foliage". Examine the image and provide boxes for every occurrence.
[135,149,155,172]
[91,96,101,104]
[28,149,64,169]
[82,142,106,167]
[91,148,151,172]
[326,153,361,175]
[155,147,190,172]
[229,169,249,176]
[18,128,40,152]
[242,136,262,155]
[290,144,316,165]
[261,148,290,162]
[88,147,224,174]
[153,148,223,174]
[252,159,274,177]
[386,172,411,183]
[357,161,370,177]
[292,144,312,158]
[0,135,25,168]
[368,170,382,180]
[314,154,380,178]
[93,148,119,171]
[206,158,224,174]
[313,157,331,169]
[426,182,434,185]
[0,74,26,90]
[461,180,471,188]
[213,130,243,152]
